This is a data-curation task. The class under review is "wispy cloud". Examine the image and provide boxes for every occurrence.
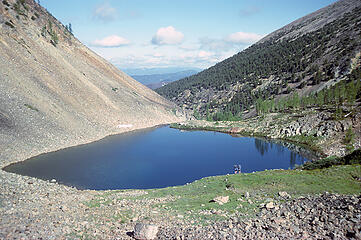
[199,37,230,51]
[151,26,184,45]
[200,31,263,52]
[239,6,261,17]
[119,10,142,20]
[225,32,263,45]
[91,35,130,48]
[109,49,222,69]
[93,2,117,22]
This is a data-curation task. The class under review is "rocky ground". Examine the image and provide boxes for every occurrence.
[1,107,360,239]
[174,107,361,158]
[158,193,361,240]
[1,168,360,239]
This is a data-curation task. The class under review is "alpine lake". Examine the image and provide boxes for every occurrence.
[4,126,312,190]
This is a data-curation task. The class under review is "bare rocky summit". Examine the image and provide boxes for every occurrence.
[259,0,361,43]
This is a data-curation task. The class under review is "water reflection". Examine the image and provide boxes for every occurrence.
[254,138,307,168]
[254,138,268,156]
[5,127,313,190]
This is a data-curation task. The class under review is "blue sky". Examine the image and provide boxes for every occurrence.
[41,0,337,70]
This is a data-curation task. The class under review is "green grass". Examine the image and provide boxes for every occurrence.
[133,164,361,223]
[81,164,360,226]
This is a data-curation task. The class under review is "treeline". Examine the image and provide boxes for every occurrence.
[157,6,361,118]
[193,104,243,121]
[256,74,361,116]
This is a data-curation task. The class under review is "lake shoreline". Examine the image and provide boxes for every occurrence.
[1,119,360,239]
[0,121,178,169]
[1,111,360,239]
[172,109,360,159]
[4,126,311,190]
[171,123,322,161]
[1,123,171,171]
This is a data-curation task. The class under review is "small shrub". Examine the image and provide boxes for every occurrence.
[302,156,338,170]
[24,104,39,112]
[41,25,47,37]
[50,32,59,46]
[2,0,10,7]
[46,20,59,47]
[5,21,15,28]
[112,87,118,92]
[13,0,27,16]
[302,149,361,170]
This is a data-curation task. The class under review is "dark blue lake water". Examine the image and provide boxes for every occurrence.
[4,126,309,190]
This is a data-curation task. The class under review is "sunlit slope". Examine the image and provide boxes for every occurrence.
[157,0,361,118]
[0,0,182,165]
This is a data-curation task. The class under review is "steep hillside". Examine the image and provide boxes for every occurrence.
[0,0,182,166]
[156,0,361,119]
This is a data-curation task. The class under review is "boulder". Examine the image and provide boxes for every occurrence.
[210,196,229,205]
[278,191,290,198]
[266,202,275,210]
[244,192,250,198]
[134,223,159,240]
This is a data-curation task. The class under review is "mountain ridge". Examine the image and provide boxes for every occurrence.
[259,0,359,43]
[156,0,361,119]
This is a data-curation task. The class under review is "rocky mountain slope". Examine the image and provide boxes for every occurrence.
[0,0,182,167]
[156,0,361,119]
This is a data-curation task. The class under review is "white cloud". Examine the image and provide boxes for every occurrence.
[239,6,261,17]
[107,48,222,70]
[153,52,163,57]
[92,35,130,48]
[200,31,263,52]
[90,30,262,70]
[225,32,263,44]
[199,37,229,51]
[93,3,117,22]
[198,50,214,59]
[151,26,184,45]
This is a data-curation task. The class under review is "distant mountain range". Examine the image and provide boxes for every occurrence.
[131,70,201,89]
[156,0,361,119]
[122,67,202,76]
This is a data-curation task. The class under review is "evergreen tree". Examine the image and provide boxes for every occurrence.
[317,91,324,106]
[344,127,355,152]
[193,109,201,120]
[347,80,357,104]
[69,23,73,34]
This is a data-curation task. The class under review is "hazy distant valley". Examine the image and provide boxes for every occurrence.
[129,69,201,89]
